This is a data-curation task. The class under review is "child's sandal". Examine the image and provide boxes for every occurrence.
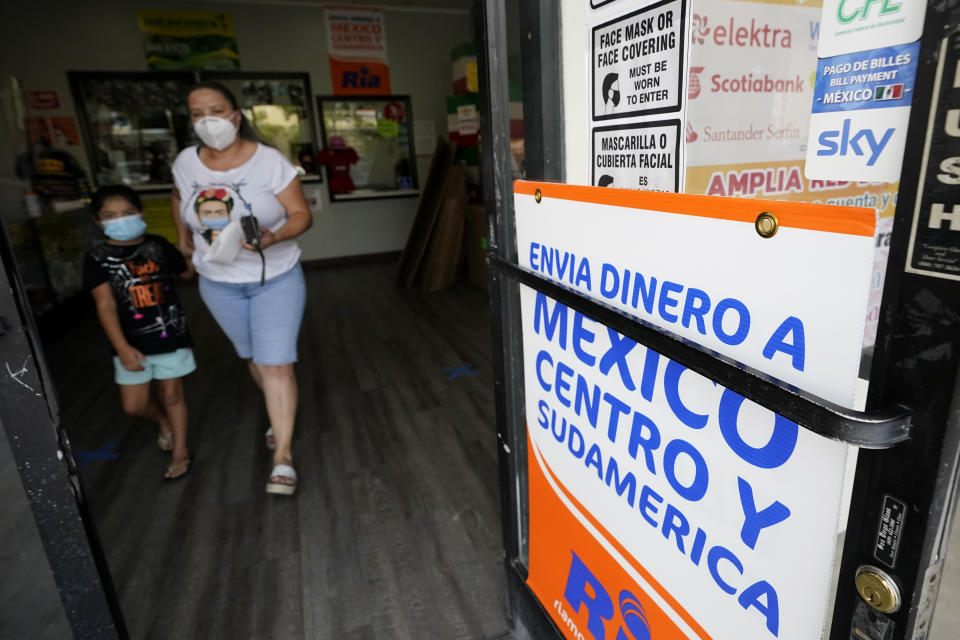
[163,457,190,481]
[157,429,174,452]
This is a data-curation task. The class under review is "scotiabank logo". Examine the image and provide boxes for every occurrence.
[555,551,652,640]
[711,72,804,94]
[691,14,793,49]
[688,67,705,99]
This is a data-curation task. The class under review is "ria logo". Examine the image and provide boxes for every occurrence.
[341,65,382,89]
[562,551,653,640]
[688,67,705,99]
[816,118,894,166]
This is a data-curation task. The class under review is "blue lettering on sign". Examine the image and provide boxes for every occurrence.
[341,67,381,89]
[562,551,653,640]
[812,42,919,114]
[762,316,806,372]
[561,545,779,638]
[529,263,805,638]
[816,118,895,166]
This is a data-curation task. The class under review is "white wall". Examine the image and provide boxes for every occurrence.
[0,1,474,260]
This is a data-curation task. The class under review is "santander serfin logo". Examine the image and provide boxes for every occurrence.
[692,14,793,49]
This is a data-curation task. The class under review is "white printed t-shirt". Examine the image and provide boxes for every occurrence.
[172,144,301,283]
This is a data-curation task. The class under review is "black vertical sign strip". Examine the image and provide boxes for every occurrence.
[836,4,960,638]
[907,31,960,279]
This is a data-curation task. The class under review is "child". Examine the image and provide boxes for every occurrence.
[83,185,196,480]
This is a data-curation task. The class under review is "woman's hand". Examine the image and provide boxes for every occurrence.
[242,226,277,251]
[118,345,146,371]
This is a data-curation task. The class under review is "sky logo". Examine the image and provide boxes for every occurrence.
[816,119,894,166]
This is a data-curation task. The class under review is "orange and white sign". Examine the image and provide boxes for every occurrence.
[515,181,875,640]
[325,7,391,95]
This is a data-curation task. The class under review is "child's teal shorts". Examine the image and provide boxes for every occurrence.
[113,347,196,385]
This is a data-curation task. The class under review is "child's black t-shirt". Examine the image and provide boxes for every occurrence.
[82,234,192,355]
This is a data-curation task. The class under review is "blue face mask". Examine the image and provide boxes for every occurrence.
[202,216,231,230]
[102,214,147,241]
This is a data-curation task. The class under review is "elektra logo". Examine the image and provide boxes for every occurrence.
[556,551,653,640]
[816,118,894,166]
[837,0,903,25]
[690,14,792,48]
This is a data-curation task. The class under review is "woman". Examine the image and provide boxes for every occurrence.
[170,81,312,496]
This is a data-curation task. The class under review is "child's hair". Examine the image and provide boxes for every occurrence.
[90,184,142,218]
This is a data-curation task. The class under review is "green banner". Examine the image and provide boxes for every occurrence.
[137,9,240,70]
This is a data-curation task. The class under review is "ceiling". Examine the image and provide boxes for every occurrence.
[196,0,474,13]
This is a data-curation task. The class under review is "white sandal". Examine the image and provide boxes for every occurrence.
[266,464,297,495]
[157,429,174,452]
[265,428,276,450]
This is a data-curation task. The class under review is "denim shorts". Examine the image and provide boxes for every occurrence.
[114,347,196,385]
[198,264,306,365]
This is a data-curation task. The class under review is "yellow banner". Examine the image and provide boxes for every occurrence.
[686,160,898,219]
[137,10,235,38]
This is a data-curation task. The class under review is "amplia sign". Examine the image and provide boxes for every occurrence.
[513,182,876,640]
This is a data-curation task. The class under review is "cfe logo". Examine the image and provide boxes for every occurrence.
[816,118,894,167]
[560,551,652,640]
[837,0,902,25]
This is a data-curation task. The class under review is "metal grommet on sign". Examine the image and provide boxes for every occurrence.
[855,565,901,613]
[535,189,542,203]
[755,211,779,238]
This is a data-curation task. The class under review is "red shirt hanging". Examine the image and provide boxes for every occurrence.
[317,146,359,194]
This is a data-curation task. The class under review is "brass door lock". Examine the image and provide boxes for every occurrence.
[855,565,901,613]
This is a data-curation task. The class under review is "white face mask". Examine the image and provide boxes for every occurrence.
[193,114,238,150]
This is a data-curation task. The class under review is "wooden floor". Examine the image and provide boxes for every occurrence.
[46,262,510,640]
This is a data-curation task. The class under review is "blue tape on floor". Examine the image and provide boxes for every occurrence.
[445,363,478,380]
[74,442,120,469]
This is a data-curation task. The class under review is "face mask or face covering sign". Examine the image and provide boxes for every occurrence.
[588,0,692,192]
[514,181,875,640]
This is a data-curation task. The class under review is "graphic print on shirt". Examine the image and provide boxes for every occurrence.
[185,182,253,245]
[88,240,188,346]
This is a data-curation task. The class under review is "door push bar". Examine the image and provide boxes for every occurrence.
[487,254,912,449]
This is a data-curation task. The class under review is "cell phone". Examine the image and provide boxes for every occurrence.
[240,214,262,246]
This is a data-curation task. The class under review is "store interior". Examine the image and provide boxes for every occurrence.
[7,2,960,639]
[0,1,524,638]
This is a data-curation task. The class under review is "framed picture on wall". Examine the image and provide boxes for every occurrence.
[315,94,419,202]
